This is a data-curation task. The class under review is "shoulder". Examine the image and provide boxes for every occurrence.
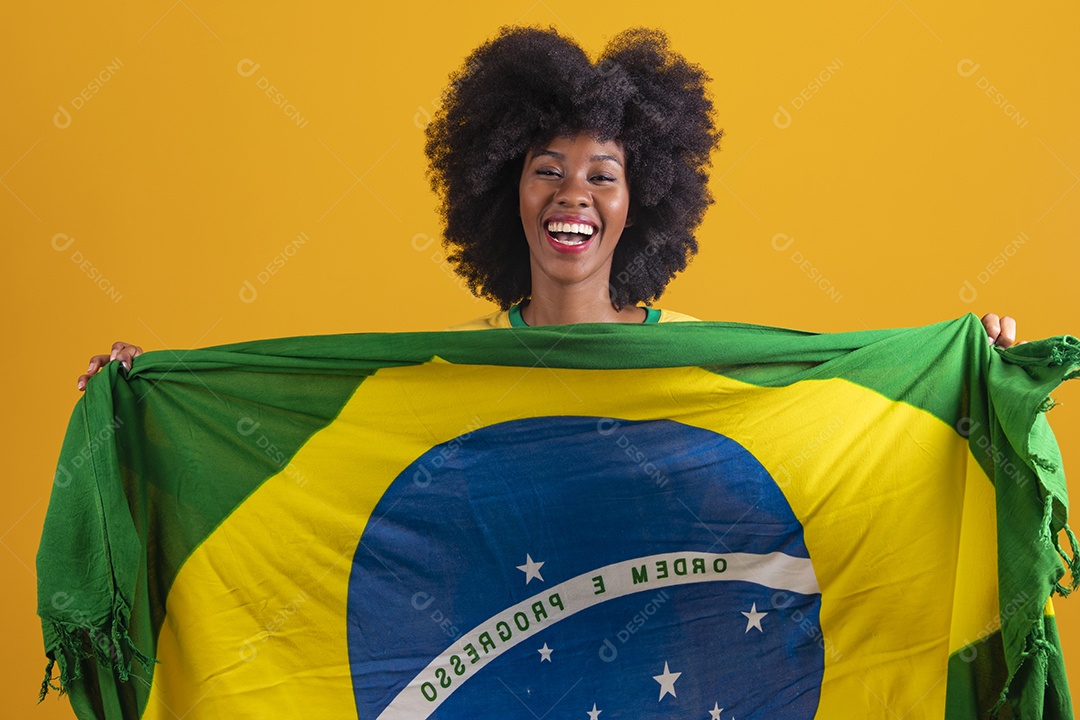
[444,308,512,331]
[657,308,701,323]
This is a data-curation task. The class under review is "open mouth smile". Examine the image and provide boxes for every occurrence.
[544,219,598,254]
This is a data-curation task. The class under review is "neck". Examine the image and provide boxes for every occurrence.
[520,279,645,326]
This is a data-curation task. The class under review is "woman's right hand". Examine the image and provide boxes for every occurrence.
[78,341,143,391]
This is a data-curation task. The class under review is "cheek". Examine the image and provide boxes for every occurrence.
[604,197,631,228]
[519,183,543,215]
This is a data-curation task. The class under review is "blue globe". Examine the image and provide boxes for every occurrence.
[348,417,823,719]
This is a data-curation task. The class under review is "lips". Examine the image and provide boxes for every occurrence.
[543,215,599,254]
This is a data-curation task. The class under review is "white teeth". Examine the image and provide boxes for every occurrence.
[546,221,595,236]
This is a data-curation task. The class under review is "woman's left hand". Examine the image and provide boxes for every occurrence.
[981,313,1025,348]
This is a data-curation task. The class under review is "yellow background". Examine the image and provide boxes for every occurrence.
[2,2,1077,716]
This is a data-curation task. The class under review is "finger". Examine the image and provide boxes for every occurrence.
[116,345,144,371]
[79,354,110,391]
[994,316,1017,348]
[107,341,142,369]
[80,343,143,389]
[85,354,111,375]
[980,313,1001,344]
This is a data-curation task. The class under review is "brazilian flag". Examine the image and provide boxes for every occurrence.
[36,314,1079,719]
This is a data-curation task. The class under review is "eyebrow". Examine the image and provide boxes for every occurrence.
[532,149,624,167]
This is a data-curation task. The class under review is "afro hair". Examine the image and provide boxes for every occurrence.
[424,25,722,310]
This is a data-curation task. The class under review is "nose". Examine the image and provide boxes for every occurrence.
[554,172,591,207]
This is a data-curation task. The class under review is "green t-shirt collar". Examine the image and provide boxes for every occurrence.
[509,303,660,327]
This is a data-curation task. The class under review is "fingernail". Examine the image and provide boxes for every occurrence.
[121,361,129,371]
[110,350,118,361]
[77,379,85,390]
[87,364,93,373]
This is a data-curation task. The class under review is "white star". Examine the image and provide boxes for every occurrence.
[741,602,767,633]
[587,703,602,719]
[538,643,553,662]
[652,661,681,700]
[709,702,724,719]
[516,554,545,584]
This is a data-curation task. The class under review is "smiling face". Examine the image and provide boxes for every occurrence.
[518,133,632,304]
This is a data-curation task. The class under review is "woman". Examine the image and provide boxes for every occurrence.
[76,26,1020,387]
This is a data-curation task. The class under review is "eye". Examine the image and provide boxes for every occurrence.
[536,169,561,177]
[592,175,616,183]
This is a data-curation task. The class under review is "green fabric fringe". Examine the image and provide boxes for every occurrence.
[1054,525,1080,597]
[1047,341,1080,369]
[1038,396,1061,413]
[37,600,157,703]
[1030,454,1060,474]
[990,336,1079,717]
[991,618,1059,718]
[1049,343,1080,596]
